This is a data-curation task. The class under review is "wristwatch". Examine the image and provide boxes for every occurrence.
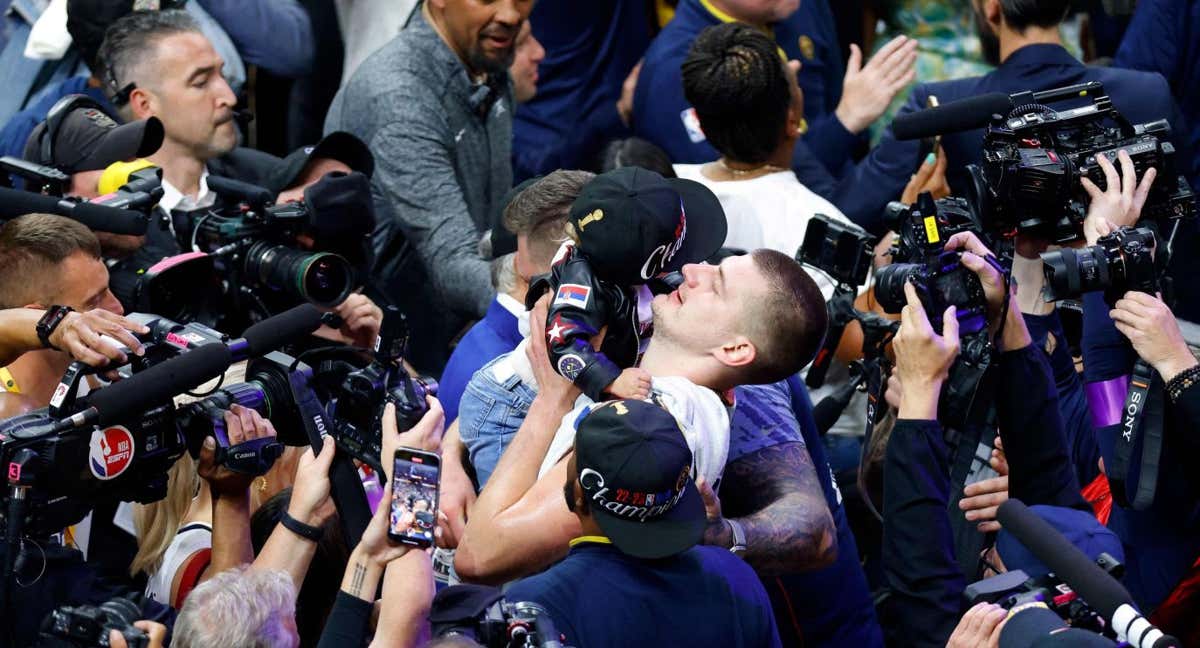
[36,305,74,350]
[726,518,747,557]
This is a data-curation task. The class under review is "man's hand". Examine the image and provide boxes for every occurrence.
[697,476,733,549]
[893,282,960,419]
[356,484,412,567]
[1081,150,1156,246]
[288,436,337,527]
[1110,291,1198,381]
[437,421,476,550]
[381,398,445,483]
[836,36,918,133]
[617,60,642,127]
[108,621,167,648]
[527,295,582,407]
[947,603,1007,648]
[944,231,1006,323]
[50,309,148,367]
[198,405,278,498]
[334,293,384,349]
[959,474,1009,533]
[899,148,950,205]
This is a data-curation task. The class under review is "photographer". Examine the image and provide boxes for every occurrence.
[882,232,1118,647]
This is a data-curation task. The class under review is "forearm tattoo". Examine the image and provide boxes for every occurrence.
[716,442,838,575]
[348,561,367,598]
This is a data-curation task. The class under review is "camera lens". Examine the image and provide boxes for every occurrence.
[1040,247,1109,302]
[874,263,924,313]
[244,242,355,307]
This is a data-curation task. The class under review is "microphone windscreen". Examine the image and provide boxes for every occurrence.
[0,187,147,235]
[206,175,273,208]
[86,343,233,426]
[240,304,323,358]
[996,499,1131,617]
[892,93,1014,141]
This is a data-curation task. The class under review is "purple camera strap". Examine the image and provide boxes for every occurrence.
[1086,375,1130,428]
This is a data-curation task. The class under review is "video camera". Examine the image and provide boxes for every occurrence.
[434,593,568,648]
[38,596,147,648]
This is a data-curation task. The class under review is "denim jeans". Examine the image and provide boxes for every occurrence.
[456,355,537,489]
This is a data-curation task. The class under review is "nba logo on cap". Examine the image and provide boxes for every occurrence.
[89,426,136,480]
[554,283,591,309]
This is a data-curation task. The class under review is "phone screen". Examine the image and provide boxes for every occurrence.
[389,449,441,547]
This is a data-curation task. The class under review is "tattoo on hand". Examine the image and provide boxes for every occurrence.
[349,561,367,597]
[718,442,837,575]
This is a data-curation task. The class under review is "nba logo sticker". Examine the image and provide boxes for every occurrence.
[680,108,706,144]
[89,426,136,480]
[554,283,591,309]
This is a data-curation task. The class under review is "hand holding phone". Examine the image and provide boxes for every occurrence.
[389,447,441,548]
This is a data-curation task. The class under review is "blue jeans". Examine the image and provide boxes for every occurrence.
[456,355,537,489]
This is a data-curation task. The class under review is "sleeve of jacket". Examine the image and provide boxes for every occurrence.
[315,592,371,648]
[196,0,314,77]
[514,101,629,182]
[1081,291,1136,383]
[831,87,926,234]
[802,112,861,178]
[542,254,623,400]
[1115,0,1182,86]
[371,117,493,317]
[881,418,966,648]
[995,345,1090,511]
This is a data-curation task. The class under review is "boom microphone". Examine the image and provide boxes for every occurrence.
[0,186,147,235]
[232,304,324,360]
[206,175,273,209]
[996,500,1180,648]
[53,343,234,431]
[892,92,1014,141]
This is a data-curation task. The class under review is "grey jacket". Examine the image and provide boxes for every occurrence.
[325,7,511,366]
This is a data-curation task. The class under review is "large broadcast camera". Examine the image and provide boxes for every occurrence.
[893,82,1197,243]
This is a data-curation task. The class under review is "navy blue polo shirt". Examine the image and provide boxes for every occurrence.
[728,378,883,647]
[505,538,781,648]
[438,296,523,424]
[632,0,857,198]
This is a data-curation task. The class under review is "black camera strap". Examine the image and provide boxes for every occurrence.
[807,288,857,389]
[1109,360,1166,510]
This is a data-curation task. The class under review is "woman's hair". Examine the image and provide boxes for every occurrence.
[130,453,199,577]
[597,138,676,178]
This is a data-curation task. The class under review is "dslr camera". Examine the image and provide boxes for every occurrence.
[1039,226,1158,306]
[435,597,567,648]
[38,596,147,648]
[969,82,1196,242]
[874,193,992,335]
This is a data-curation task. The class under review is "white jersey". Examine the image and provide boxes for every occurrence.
[538,376,731,490]
[144,523,212,606]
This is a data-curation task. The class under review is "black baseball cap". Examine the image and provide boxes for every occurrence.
[24,101,163,174]
[264,131,375,194]
[568,167,726,285]
[575,399,705,559]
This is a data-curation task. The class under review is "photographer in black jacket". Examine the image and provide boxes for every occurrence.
[882,231,1122,647]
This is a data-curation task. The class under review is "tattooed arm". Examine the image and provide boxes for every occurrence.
[704,442,838,575]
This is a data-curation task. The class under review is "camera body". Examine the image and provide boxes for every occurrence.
[970,84,1196,242]
[874,193,990,335]
[438,599,566,648]
[1040,226,1159,306]
[796,214,874,289]
[38,597,147,648]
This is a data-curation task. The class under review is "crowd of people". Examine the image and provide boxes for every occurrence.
[0,0,1198,647]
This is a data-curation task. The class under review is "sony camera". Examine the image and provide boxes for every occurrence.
[435,597,567,648]
[874,193,991,335]
[965,553,1125,638]
[1040,226,1159,306]
[37,596,147,648]
[796,214,875,289]
[969,82,1196,242]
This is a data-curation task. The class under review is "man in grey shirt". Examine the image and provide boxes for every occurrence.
[325,0,530,371]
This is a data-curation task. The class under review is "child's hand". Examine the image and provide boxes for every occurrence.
[605,367,652,400]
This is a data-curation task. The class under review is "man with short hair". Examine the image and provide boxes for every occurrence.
[503,399,781,647]
[325,0,533,372]
[172,567,299,648]
[509,20,544,105]
[455,248,834,584]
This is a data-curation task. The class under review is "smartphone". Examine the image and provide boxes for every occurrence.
[388,448,441,547]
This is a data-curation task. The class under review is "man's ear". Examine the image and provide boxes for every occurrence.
[983,0,1003,28]
[714,335,757,368]
[127,87,155,121]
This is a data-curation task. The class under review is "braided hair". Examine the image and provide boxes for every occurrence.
[681,22,791,165]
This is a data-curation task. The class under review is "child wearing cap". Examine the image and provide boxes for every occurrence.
[525,167,726,402]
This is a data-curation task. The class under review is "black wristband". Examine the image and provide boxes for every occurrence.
[281,512,323,542]
[36,305,74,350]
[1166,363,1200,403]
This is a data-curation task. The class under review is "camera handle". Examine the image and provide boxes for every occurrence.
[806,286,859,389]
[285,363,372,547]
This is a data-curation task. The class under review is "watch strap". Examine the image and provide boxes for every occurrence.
[281,512,323,542]
[36,305,74,350]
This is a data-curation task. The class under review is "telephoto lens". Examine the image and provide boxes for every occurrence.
[243,241,355,307]
[1040,227,1157,303]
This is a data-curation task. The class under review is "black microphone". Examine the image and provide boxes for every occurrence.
[0,186,148,235]
[996,500,1180,648]
[230,304,324,360]
[892,92,1014,141]
[206,175,273,208]
[53,343,234,431]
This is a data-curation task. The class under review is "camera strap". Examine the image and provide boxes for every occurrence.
[807,288,857,389]
[941,334,995,430]
[1110,359,1166,510]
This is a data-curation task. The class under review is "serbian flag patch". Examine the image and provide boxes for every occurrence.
[554,283,591,309]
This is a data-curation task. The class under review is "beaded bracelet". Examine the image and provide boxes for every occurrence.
[1166,364,1200,403]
